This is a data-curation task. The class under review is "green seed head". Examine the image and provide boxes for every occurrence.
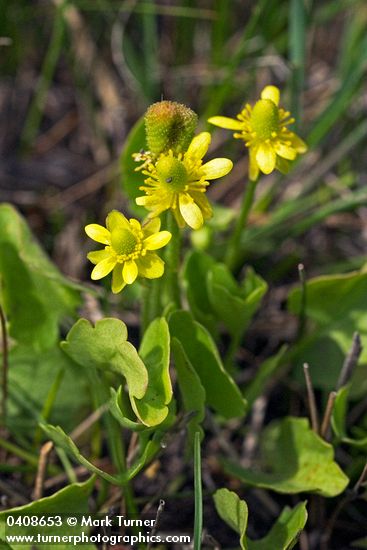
[145,101,198,156]
[111,228,137,255]
[251,99,279,140]
[156,156,188,191]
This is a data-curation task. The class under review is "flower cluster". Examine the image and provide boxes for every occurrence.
[85,211,171,293]
[86,91,307,291]
[209,85,307,180]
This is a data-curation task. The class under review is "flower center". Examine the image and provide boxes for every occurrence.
[156,156,188,192]
[110,228,137,255]
[250,99,279,140]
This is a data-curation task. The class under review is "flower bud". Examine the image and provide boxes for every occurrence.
[145,101,198,157]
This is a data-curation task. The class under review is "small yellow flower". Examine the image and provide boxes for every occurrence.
[208,85,307,181]
[135,132,233,230]
[85,211,171,293]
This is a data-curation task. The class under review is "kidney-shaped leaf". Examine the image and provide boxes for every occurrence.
[131,317,172,426]
[61,318,148,401]
[223,417,348,497]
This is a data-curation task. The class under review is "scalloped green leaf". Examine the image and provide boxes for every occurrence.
[183,251,267,342]
[214,489,307,550]
[213,489,248,550]
[61,318,148,400]
[248,501,308,550]
[131,318,172,426]
[0,203,82,350]
[223,417,349,497]
[0,477,96,550]
[169,310,247,419]
[207,264,267,339]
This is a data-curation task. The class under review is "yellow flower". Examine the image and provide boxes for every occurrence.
[85,211,171,293]
[208,85,307,181]
[135,132,233,230]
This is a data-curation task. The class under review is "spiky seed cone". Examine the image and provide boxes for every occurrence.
[145,101,198,157]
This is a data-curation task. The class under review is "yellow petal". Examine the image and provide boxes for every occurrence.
[137,254,165,279]
[179,193,203,230]
[208,116,244,131]
[143,230,171,250]
[290,133,307,153]
[136,196,149,206]
[136,196,169,217]
[123,260,138,284]
[249,148,259,181]
[186,132,211,160]
[111,265,126,293]
[274,142,297,160]
[201,158,233,179]
[190,192,213,219]
[261,85,280,106]
[129,218,141,232]
[256,143,276,174]
[142,217,161,235]
[85,224,110,245]
[173,207,186,228]
[87,249,110,265]
[106,210,130,232]
[91,256,116,280]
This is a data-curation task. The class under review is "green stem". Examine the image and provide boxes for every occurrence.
[165,212,182,308]
[0,303,9,425]
[224,331,242,372]
[225,178,258,271]
[193,432,203,550]
[33,367,65,448]
[141,278,162,334]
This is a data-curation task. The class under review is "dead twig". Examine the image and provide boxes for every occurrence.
[337,332,362,390]
[33,111,78,155]
[33,441,54,500]
[320,391,337,440]
[147,499,165,550]
[303,364,319,433]
[70,403,109,442]
[297,264,307,340]
[241,395,267,467]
